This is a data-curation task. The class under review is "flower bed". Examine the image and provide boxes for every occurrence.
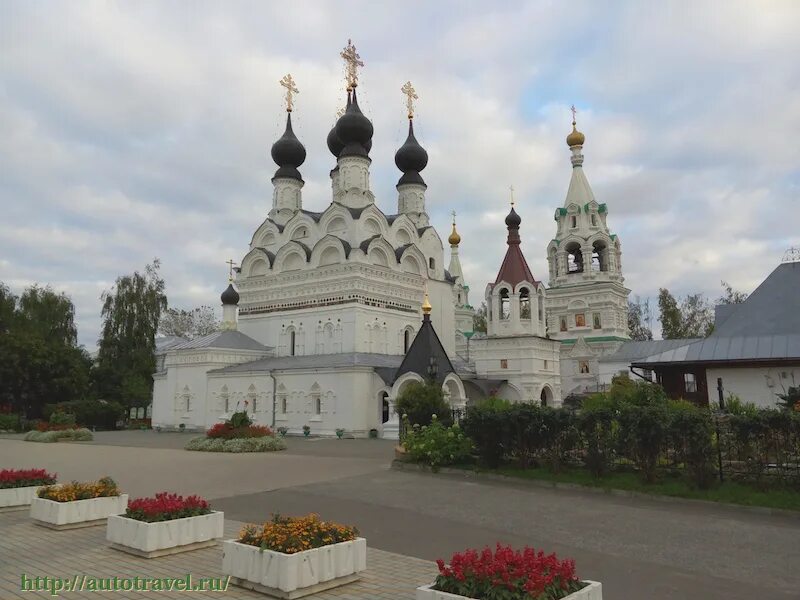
[0,469,57,512]
[32,477,127,530]
[206,422,272,439]
[416,545,601,600]
[185,436,286,453]
[24,428,93,443]
[107,492,223,558]
[223,514,366,598]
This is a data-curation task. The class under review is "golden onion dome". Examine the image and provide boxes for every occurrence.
[566,122,585,147]
[448,222,461,246]
[421,291,432,314]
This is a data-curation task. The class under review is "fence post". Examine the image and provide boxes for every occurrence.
[714,412,724,484]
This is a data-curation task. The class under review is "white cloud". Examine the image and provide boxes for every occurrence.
[0,1,798,348]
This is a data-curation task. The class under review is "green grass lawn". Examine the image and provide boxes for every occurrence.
[456,465,800,512]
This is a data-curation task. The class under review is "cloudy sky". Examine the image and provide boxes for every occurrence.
[2,1,798,348]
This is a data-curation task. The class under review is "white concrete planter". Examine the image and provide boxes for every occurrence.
[416,580,602,600]
[222,537,367,599]
[0,486,42,512]
[30,494,129,530]
[107,511,224,558]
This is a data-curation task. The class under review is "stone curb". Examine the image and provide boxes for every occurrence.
[390,460,800,520]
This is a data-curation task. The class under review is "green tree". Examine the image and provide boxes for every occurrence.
[395,381,452,427]
[159,305,219,339]
[658,288,714,339]
[0,283,90,418]
[473,302,487,333]
[628,296,653,341]
[718,280,748,305]
[657,288,683,339]
[94,260,167,408]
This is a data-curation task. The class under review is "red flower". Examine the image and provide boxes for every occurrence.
[125,492,211,523]
[0,468,57,489]
[434,544,582,599]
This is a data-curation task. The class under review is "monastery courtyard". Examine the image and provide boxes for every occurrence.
[2,433,799,600]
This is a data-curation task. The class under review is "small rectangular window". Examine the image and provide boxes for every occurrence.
[544,360,548,370]
[560,317,567,332]
[684,373,697,393]
[571,216,577,228]
[593,313,602,329]
[281,397,287,414]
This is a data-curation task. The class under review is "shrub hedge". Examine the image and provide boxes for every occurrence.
[43,400,125,430]
[24,428,94,443]
[185,436,286,453]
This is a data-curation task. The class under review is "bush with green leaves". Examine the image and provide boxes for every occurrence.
[577,397,618,477]
[49,411,76,427]
[0,413,21,432]
[617,401,670,483]
[185,435,286,453]
[402,416,472,469]
[668,401,715,489]
[395,381,452,427]
[43,399,125,430]
[24,428,93,443]
[462,400,512,468]
[724,394,759,417]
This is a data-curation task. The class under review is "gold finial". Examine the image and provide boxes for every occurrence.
[279,74,299,113]
[422,289,432,314]
[448,210,461,246]
[401,81,418,119]
[509,185,515,207]
[567,104,585,147]
[226,259,237,282]
[340,39,364,90]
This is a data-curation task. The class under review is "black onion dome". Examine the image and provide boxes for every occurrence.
[335,88,373,158]
[220,283,240,305]
[505,206,521,229]
[271,113,306,181]
[395,120,428,173]
[327,125,344,158]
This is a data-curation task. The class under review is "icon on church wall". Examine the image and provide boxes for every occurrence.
[575,313,586,327]
[579,361,590,374]
[500,359,508,369]
[560,317,567,332]
[593,313,601,329]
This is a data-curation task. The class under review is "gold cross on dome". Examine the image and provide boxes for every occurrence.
[340,39,364,90]
[279,74,299,112]
[570,104,577,125]
[451,209,456,225]
[509,185,515,207]
[226,259,237,281]
[401,81,418,119]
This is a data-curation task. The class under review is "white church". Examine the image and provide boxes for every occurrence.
[151,42,631,437]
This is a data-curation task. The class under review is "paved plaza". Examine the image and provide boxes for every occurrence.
[2,432,800,599]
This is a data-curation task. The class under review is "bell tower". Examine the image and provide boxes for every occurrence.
[545,108,630,396]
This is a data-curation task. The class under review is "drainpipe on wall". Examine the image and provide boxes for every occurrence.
[271,372,277,429]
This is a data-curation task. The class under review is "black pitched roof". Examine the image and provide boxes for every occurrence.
[394,313,455,385]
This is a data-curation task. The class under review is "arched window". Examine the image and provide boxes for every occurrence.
[591,213,597,226]
[220,385,229,413]
[182,386,191,411]
[519,288,530,319]
[247,384,257,413]
[291,226,308,240]
[537,294,544,322]
[592,241,607,272]
[290,330,296,356]
[570,215,577,228]
[560,316,568,332]
[403,329,411,353]
[429,257,435,270]
[381,391,390,424]
[500,289,510,320]
[565,242,583,273]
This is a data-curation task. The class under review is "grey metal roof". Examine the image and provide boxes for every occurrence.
[599,339,698,363]
[713,262,800,337]
[211,352,404,374]
[170,330,270,352]
[155,336,189,354]
[631,262,800,365]
[634,334,800,365]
